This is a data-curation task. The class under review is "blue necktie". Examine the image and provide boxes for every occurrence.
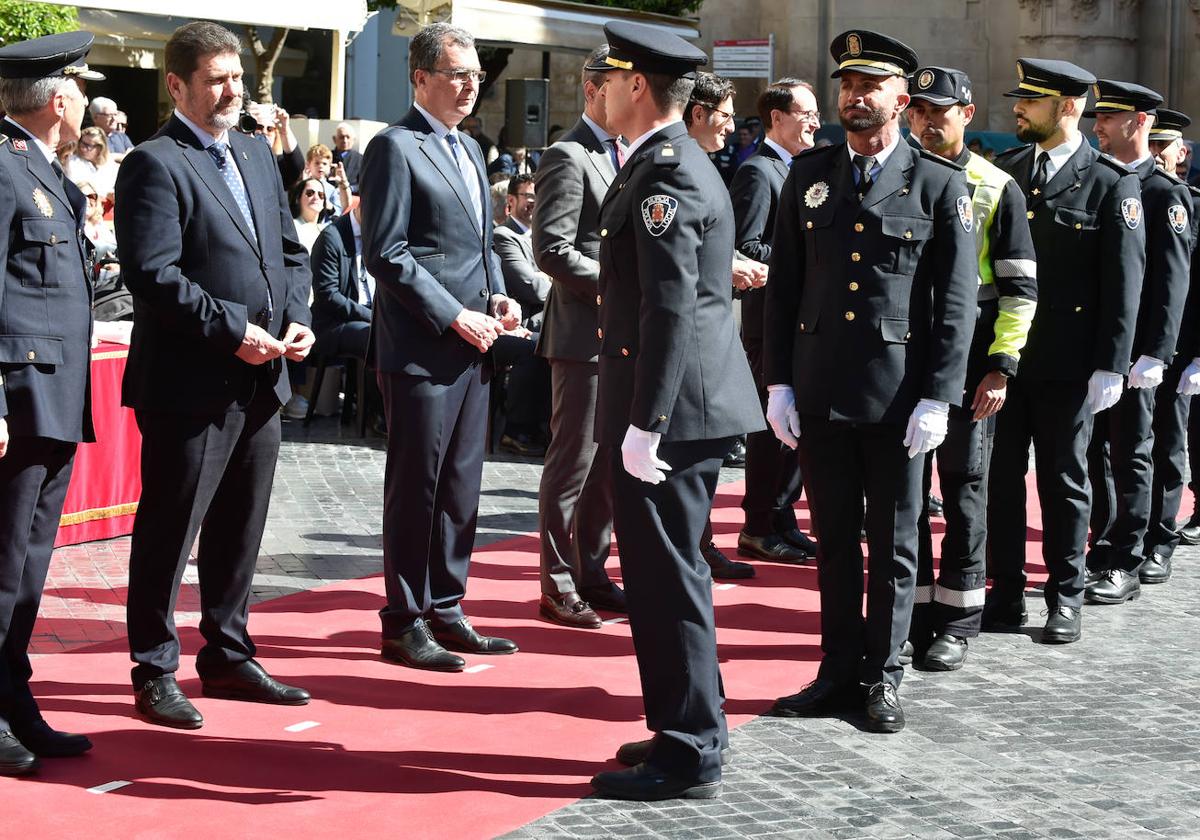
[446,132,483,231]
[207,141,257,239]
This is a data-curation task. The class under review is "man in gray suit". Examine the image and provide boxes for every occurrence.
[361,22,522,671]
[533,47,627,628]
[493,173,550,331]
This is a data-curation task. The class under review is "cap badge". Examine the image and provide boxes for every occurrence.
[32,187,53,218]
[917,70,934,90]
[1121,197,1142,230]
[1168,204,1189,235]
[1016,61,1025,81]
[956,195,973,233]
[804,181,829,209]
[847,34,862,57]
[641,194,678,237]
[1093,84,1101,100]
[962,87,972,103]
[12,139,27,151]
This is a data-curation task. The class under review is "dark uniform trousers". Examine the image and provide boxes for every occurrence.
[610,437,731,784]
[1087,386,1157,572]
[800,416,923,689]
[0,439,76,729]
[538,359,613,596]
[1145,368,1191,560]
[740,333,804,536]
[378,363,488,635]
[126,383,281,686]
[914,301,999,641]
[988,378,1093,610]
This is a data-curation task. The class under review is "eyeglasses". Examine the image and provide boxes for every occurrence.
[83,193,100,201]
[427,68,487,84]
[79,141,103,150]
[699,103,735,126]
[791,109,822,122]
[302,188,321,198]
[513,191,535,200]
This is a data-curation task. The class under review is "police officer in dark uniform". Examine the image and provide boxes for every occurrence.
[0,31,102,775]
[764,31,977,733]
[587,20,764,801]
[1143,108,1200,584]
[1085,81,1193,605]
[986,60,1145,643]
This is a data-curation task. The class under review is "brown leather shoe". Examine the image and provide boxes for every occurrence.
[539,593,603,628]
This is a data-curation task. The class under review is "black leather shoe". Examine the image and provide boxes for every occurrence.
[778,527,818,555]
[1139,553,1172,585]
[1042,606,1081,644]
[539,593,603,628]
[1084,568,1141,605]
[382,622,466,672]
[770,678,861,717]
[499,432,545,457]
[737,532,810,564]
[898,640,915,666]
[0,731,38,776]
[134,676,204,729]
[920,634,967,671]
[200,659,310,705]
[981,595,1027,633]
[722,437,746,467]
[430,618,518,655]
[579,582,627,613]
[11,718,91,757]
[616,738,731,768]
[1179,513,1200,545]
[925,495,944,518]
[591,762,721,801]
[701,542,755,580]
[864,682,905,733]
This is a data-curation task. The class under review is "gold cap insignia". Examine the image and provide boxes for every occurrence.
[917,69,934,90]
[1016,61,1025,81]
[847,34,862,57]
[32,187,53,218]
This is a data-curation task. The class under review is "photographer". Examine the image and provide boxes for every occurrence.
[304,143,351,221]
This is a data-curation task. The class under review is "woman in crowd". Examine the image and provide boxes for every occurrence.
[289,176,328,253]
[67,126,117,202]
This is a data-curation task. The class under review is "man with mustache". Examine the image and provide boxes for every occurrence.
[985,60,1145,643]
[116,21,315,727]
[904,66,1037,671]
[764,31,976,732]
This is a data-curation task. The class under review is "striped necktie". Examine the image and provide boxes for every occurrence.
[207,141,257,238]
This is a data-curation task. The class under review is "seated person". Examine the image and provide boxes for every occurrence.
[310,204,372,361]
[290,176,328,253]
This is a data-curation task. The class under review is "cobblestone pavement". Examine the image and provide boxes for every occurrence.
[33,418,1200,839]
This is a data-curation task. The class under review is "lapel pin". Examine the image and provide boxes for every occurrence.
[13,139,28,151]
[242,151,249,160]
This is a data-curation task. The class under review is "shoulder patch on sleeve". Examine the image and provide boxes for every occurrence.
[1168,203,1189,235]
[1121,197,1143,229]
[641,194,679,236]
[956,194,974,231]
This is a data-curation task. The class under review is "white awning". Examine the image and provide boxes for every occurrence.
[390,0,699,52]
[38,0,371,33]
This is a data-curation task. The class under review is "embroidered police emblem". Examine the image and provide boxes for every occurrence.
[1168,204,1188,235]
[917,70,934,90]
[32,188,53,218]
[1121,197,1142,230]
[804,181,829,208]
[641,194,678,237]
[12,139,27,151]
[956,195,973,232]
[847,34,862,56]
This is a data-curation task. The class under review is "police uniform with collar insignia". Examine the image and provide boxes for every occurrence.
[1084,82,1194,604]
[764,32,977,717]
[0,31,100,773]
[590,21,763,799]
[986,59,1145,634]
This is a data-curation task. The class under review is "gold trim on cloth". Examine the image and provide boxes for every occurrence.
[60,502,138,527]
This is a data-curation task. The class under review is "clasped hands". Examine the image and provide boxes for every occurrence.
[732,256,768,292]
[235,321,314,365]
[450,295,523,352]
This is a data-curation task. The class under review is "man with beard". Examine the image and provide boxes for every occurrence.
[116,21,315,728]
[729,78,822,570]
[904,67,1037,671]
[764,31,976,732]
[0,30,102,773]
[985,60,1145,643]
[1146,109,1200,580]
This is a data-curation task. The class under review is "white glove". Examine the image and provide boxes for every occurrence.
[765,385,801,450]
[1178,358,1200,396]
[903,398,950,459]
[621,425,672,484]
[1086,370,1124,414]
[1128,355,1165,390]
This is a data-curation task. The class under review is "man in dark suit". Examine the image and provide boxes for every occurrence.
[360,23,521,672]
[115,21,315,729]
[587,21,765,801]
[331,122,363,191]
[493,174,551,331]
[728,77,821,566]
[985,60,1145,643]
[764,31,977,733]
[1085,81,1193,605]
[311,205,372,361]
[532,47,627,629]
[0,30,102,775]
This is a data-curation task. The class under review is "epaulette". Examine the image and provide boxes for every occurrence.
[794,143,839,160]
[1094,154,1133,176]
[653,143,680,167]
[1147,166,1185,186]
[993,143,1031,161]
[1189,184,1200,198]
[917,146,963,170]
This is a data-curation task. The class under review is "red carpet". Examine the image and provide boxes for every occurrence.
[3,476,1141,837]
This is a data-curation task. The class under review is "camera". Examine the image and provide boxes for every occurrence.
[236,101,279,134]
[237,110,259,134]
